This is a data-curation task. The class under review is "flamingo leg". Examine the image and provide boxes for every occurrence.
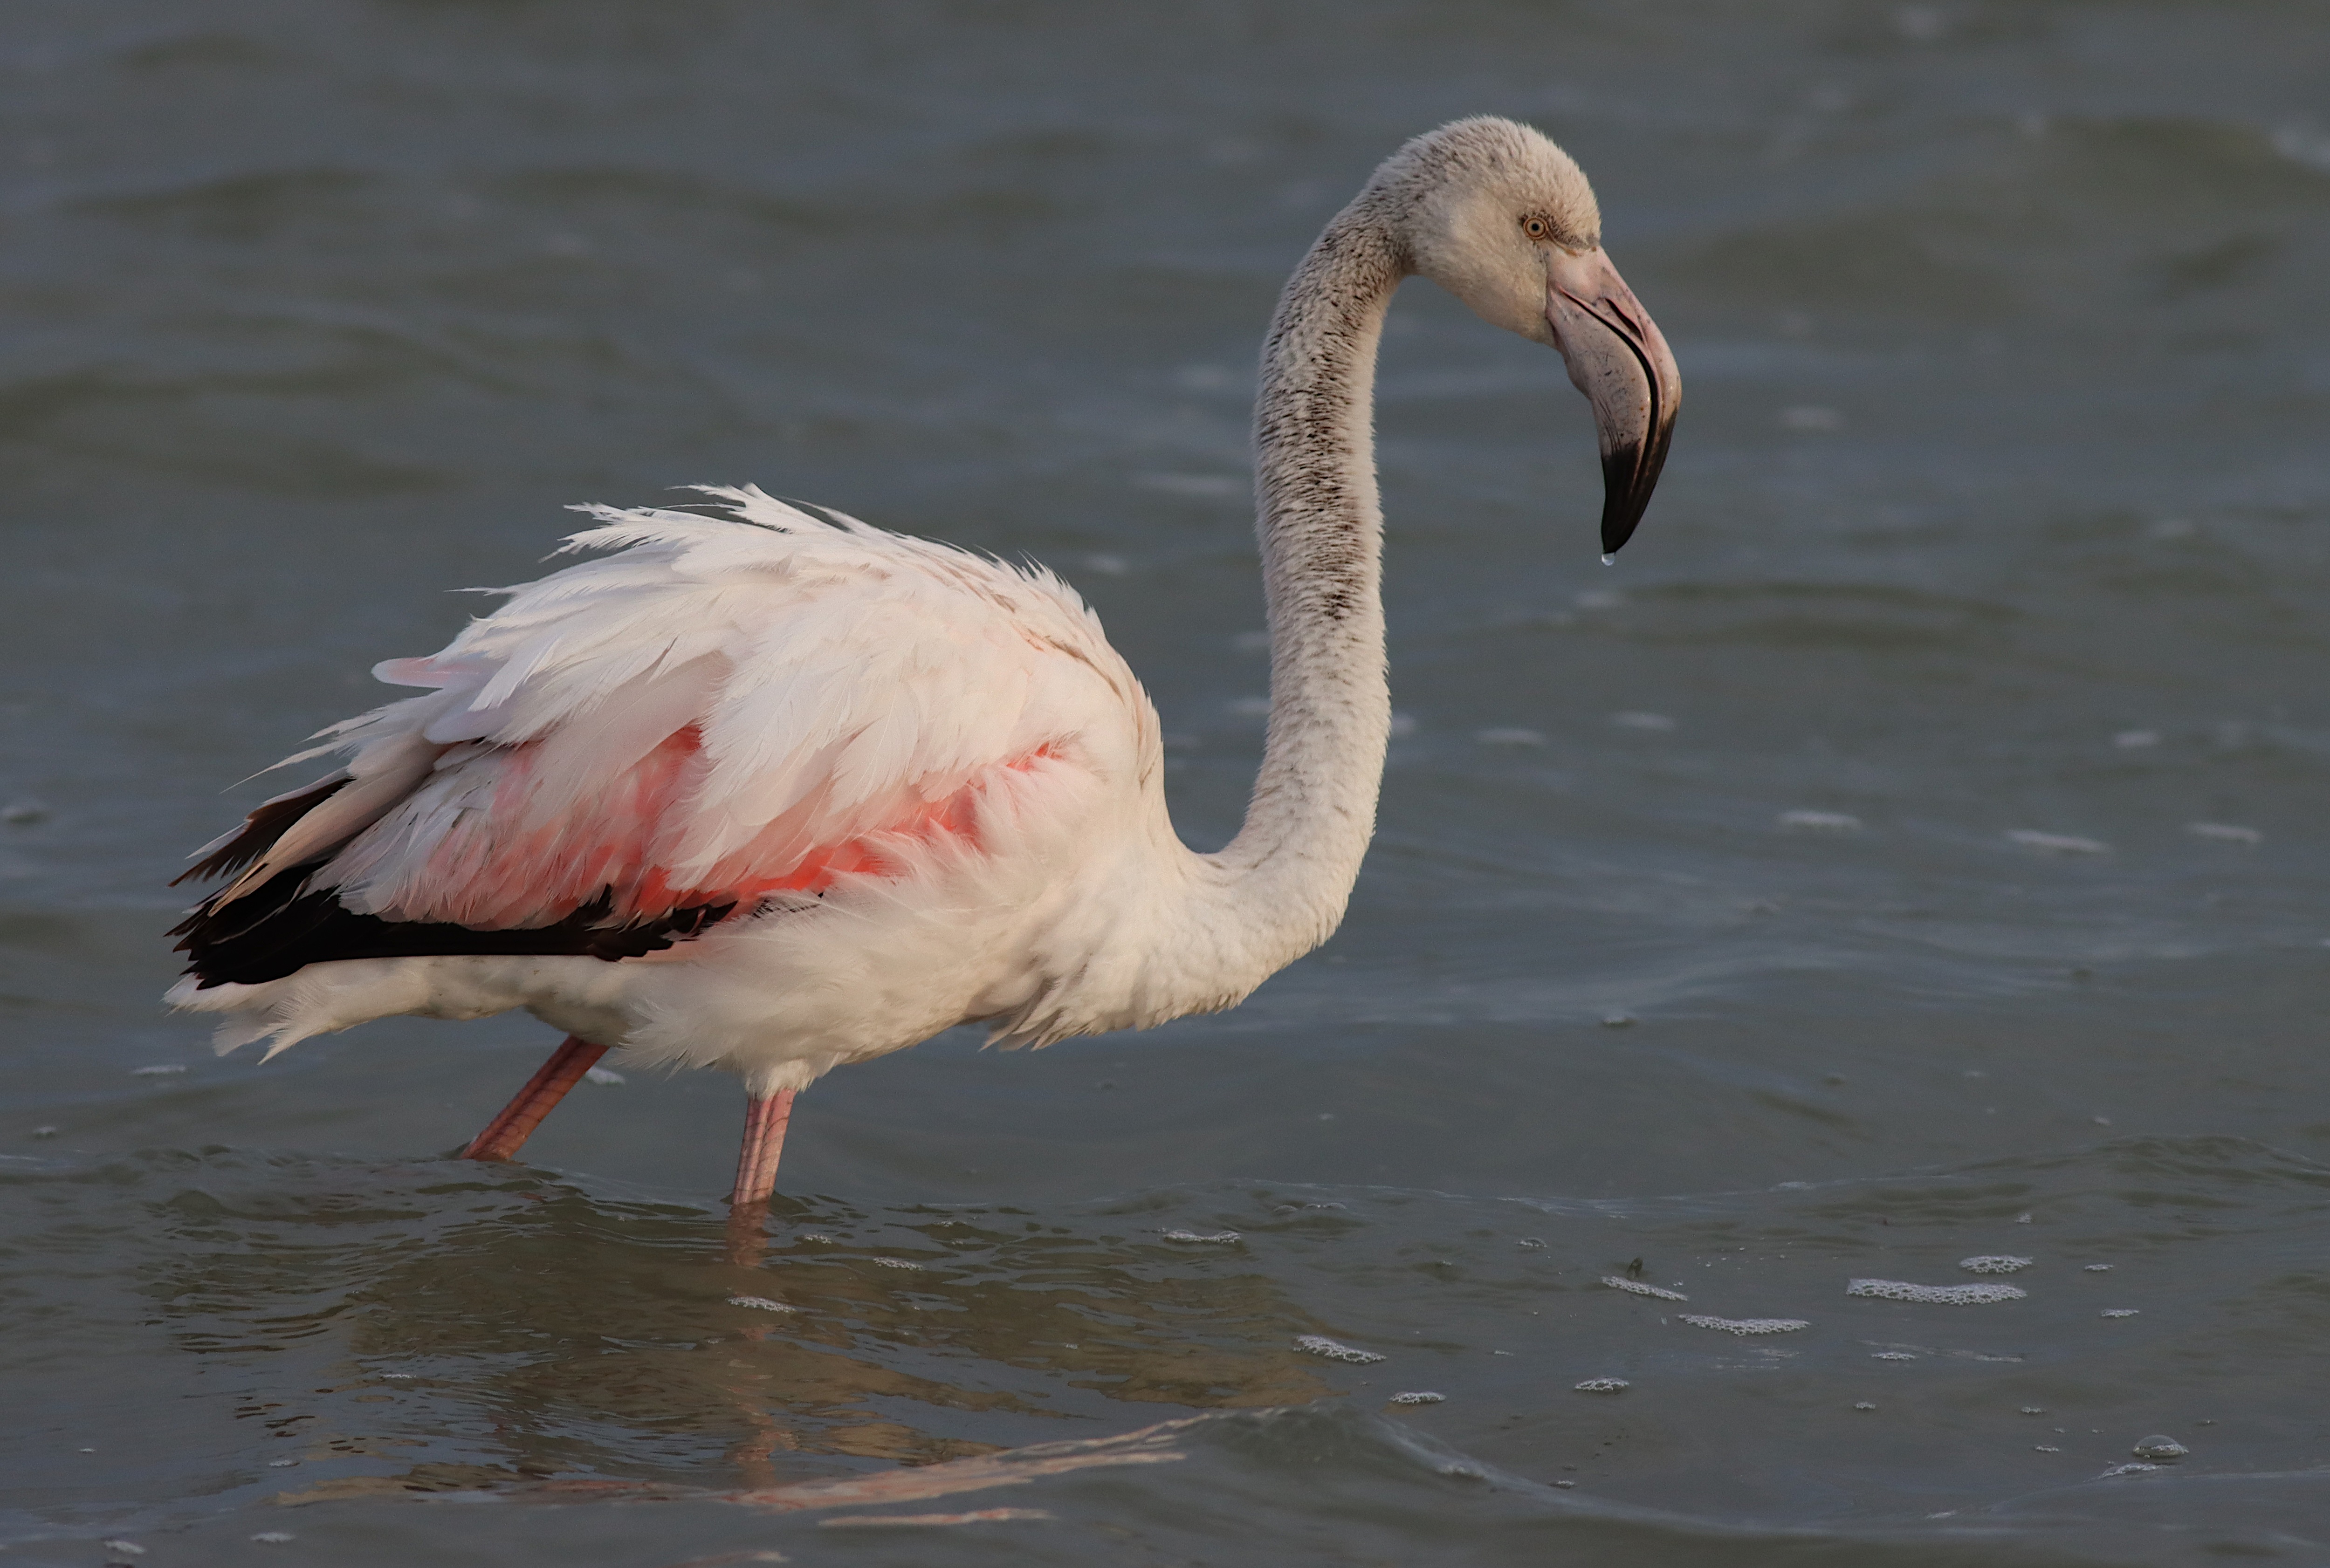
[462,1035,609,1161]
[730,1090,797,1205]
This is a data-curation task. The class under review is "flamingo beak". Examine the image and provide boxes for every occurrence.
[1546,248,1681,557]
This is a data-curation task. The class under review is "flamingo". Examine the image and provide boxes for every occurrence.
[167,116,1678,1216]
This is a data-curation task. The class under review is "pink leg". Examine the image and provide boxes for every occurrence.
[730,1090,797,1206]
[463,1036,609,1162]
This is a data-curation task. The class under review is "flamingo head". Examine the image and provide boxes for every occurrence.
[1375,116,1681,557]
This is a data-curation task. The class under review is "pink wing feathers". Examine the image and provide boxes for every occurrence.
[175,489,1132,978]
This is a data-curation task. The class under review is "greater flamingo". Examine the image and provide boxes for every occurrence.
[168,117,1678,1216]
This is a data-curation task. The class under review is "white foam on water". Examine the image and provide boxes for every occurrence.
[1780,809,1863,832]
[1871,1351,1918,1361]
[1574,1377,1629,1393]
[2187,821,2262,844]
[1603,1276,1687,1301]
[2007,829,2110,855]
[2021,1406,2046,1415]
[1161,1229,1241,1244]
[100,1542,144,1557]
[1958,1255,2034,1274]
[728,1295,798,1313]
[1293,1335,1385,1364]
[2084,1263,2114,1272]
[2034,1445,2060,1452]
[871,1258,923,1270]
[2100,1308,2139,1318]
[2101,1462,2158,1478]
[1387,1391,1445,1405]
[1680,1314,1810,1335]
[1852,1401,1877,1411]
[251,1533,296,1543]
[1847,1279,2027,1304]
[131,1065,186,1076]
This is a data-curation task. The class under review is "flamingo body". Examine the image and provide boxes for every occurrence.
[171,488,1267,1094]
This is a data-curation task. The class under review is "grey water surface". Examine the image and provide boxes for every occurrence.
[5,2,2330,1563]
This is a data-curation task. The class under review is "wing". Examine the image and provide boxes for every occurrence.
[174,487,1144,987]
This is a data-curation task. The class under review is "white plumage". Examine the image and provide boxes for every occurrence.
[172,486,1258,1085]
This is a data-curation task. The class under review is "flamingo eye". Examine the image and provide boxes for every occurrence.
[1523,216,1550,240]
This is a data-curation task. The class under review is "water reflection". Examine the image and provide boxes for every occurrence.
[137,1152,1333,1493]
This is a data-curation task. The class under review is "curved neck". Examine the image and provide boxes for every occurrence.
[1213,204,1407,962]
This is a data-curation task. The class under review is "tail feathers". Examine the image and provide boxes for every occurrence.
[165,972,337,1061]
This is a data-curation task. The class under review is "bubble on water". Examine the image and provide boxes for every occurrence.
[1574,1377,1629,1393]
[1603,1275,1687,1301]
[1852,1401,1878,1411]
[2187,822,2262,844]
[1679,1314,1810,1335]
[131,1064,187,1076]
[1387,1391,1445,1405]
[2084,1264,2113,1272]
[583,1066,626,1085]
[1871,1351,1918,1361]
[2131,1435,2187,1461]
[1780,809,1863,832]
[1161,1229,1241,1244]
[1293,1335,1384,1364]
[2100,1308,2139,1318]
[728,1295,798,1313]
[1959,1256,2034,1274]
[1848,1279,2026,1305]
[2007,829,2110,855]
[870,1258,922,1270]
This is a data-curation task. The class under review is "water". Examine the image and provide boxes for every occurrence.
[5,1,2330,1562]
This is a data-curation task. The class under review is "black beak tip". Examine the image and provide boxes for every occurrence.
[1597,447,1654,558]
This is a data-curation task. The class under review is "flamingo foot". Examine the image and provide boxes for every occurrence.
[462,1036,609,1161]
